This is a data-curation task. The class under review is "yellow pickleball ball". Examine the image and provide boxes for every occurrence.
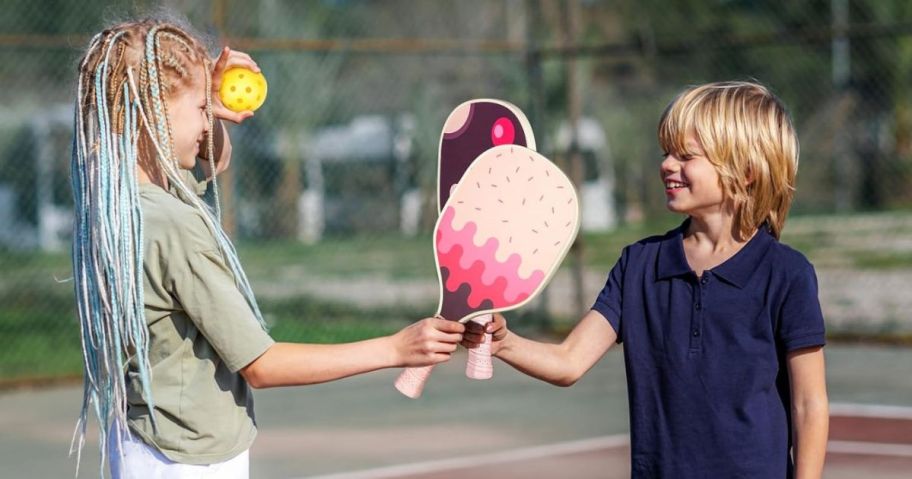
[218,67,268,113]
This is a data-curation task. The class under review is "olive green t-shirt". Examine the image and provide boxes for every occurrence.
[126,180,274,465]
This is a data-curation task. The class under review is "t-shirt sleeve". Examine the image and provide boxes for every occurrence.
[777,260,826,352]
[169,217,275,372]
[592,247,626,341]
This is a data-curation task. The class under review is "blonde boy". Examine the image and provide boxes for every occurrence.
[466,82,828,478]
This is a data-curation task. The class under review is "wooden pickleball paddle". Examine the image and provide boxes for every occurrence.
[438,99,537,380]
[395,145,580,398]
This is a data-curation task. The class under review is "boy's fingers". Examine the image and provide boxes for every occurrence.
[465,322,485,334]
[463,332,485,343]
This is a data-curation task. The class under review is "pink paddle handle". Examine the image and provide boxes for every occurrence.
[395,365,435,398]
[465,314,493,380]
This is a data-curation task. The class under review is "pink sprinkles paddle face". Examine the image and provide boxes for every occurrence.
[434,144,580,322]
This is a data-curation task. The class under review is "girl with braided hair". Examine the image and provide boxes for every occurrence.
[71,16,464,478]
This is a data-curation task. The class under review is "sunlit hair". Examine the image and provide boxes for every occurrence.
[657,81,799,240]
[70,16,266,474]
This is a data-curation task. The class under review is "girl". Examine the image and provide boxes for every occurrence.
[465,82,829,478]
[70,16,464,478]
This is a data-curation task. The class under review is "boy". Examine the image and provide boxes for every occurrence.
[465,82,828,478]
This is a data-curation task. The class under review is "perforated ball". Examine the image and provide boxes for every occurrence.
[218,67,268,113]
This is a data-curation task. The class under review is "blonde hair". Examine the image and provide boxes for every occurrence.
[657,81,799,239]
[71,17,266,473]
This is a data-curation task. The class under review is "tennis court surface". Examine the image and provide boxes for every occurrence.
[1,344,909,478]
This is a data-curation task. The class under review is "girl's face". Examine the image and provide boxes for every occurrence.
[660,133,726,216]
[166,66,209,170]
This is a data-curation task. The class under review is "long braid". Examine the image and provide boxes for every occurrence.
[71,28,154,477]
[71,20,269,476]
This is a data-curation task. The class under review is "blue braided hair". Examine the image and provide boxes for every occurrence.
[70,19,267,476]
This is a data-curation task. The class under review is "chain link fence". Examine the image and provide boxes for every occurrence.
[1,0,911,384]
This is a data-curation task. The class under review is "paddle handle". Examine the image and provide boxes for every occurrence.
[395,364,435,398]
[465,314,494,380]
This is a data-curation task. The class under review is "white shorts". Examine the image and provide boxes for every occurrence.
[108,428,249,479]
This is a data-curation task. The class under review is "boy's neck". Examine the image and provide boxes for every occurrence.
[685,210,753,253]
[683,210,758,277]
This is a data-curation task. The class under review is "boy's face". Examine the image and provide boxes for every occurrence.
[166,66,209,170]
[660,133,725,216]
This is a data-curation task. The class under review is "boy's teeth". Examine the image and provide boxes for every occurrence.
[666,181,687,188]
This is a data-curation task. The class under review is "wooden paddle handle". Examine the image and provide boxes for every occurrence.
[465,314,494,380]
[395,365,435,398]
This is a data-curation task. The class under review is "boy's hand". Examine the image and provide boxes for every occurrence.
[462,313,508,356]
[391,317,465,367]
[210,46,259,124]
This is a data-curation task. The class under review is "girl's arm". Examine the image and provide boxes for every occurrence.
[240,317,464,388]
[465,310,617,386]
[788,346,829,479]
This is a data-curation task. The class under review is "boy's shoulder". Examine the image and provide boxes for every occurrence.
[623,225,681,255]
[764,236,817,275]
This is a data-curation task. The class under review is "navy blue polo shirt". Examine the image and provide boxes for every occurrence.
[592,220,826,478]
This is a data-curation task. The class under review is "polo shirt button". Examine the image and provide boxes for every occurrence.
[701,276,709,285]
[692,329,700,337]
[695,303,702,310]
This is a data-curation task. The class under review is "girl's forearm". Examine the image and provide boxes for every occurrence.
[242,338,398,388]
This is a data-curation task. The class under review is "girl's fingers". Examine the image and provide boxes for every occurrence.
[213,46,230,73]
[434,331,464,344]
[213,107,253,125]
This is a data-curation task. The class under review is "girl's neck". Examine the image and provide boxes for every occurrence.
[136,157,168,189]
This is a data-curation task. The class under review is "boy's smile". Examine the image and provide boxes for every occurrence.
[660,133,725,216]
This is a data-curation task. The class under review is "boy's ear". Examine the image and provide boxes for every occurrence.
[744,167,755,187]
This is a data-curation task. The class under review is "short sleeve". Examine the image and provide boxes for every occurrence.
[592,247,626,341]
[777,261,826,352]
[169,221,274,372]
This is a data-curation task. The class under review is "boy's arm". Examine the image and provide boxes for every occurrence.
[240,318,465,388]
[787,346,829,479]
[494,310,617,386]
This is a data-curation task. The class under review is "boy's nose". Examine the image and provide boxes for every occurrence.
[660,155,679,173]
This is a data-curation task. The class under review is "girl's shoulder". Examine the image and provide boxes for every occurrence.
[140,185,215,252]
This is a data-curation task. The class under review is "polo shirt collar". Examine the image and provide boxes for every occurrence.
[655,218,775,288]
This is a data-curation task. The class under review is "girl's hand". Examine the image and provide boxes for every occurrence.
[391,317,465,367]
[462,313,508,356]
[197,119,231,179]
[210,46,260,124]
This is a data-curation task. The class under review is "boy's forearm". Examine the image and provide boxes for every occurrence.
[496,333,579,386]
[243,338,398,388]
[496,310,617,387]
[792,398,829,479]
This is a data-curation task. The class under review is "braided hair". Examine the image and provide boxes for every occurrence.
[70,18,266,475]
